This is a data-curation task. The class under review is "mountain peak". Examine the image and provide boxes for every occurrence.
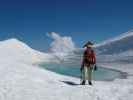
[0,38,23,45]
[0,38,34,53]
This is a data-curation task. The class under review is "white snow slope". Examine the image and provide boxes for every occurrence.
[0,38,133,100]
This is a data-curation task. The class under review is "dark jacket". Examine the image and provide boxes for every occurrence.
[82,48,96,67]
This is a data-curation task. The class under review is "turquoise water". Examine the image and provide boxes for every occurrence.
[40,63,124,81]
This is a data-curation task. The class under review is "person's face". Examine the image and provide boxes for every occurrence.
[87,45,92,48]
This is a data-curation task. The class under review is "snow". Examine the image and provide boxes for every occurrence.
[0,38,133,100]
[94,31,133,63]
[0,38,57,64]
[94,30,133,48]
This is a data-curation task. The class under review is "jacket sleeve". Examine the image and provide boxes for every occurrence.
[92,50,96,64]
[81,50,87,66]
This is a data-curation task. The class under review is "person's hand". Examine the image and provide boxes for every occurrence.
[94,65,97,71]
[80,67,83,71]
[81,63,84,70]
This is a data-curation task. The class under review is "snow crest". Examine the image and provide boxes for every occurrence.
[94,30,133,47]
[0,38,52,63]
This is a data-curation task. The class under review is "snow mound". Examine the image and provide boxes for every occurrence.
[0,38,31,49]
[0,38,51,63]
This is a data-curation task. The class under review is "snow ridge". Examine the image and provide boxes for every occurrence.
[94,30,133,47]
[0,38,53,63]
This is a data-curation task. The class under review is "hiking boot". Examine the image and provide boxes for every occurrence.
[88,81,92,85]
[81,80,86,85]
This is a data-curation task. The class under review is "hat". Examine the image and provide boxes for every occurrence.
[83,41,94,48]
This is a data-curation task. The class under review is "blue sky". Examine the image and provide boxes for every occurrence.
[0,0,133,52]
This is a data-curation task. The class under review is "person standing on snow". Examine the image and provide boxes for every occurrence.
[80,41,96,85]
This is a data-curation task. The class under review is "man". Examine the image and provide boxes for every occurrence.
[80,41,96,85]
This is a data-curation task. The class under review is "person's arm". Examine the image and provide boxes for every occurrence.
[92,50,96,64]
[92,50,97,70]
[80,50,86,71]
[93,52,96,64]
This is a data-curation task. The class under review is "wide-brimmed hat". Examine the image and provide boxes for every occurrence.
[83,41,94,48]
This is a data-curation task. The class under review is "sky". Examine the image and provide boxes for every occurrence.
[0,0,133,52]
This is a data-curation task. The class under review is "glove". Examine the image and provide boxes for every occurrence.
[80,66,83,71]
[80,65,84,71]
[80,67,83,71]
[94,65,97,71]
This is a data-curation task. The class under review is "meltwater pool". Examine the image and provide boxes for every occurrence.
[40,63,126,81]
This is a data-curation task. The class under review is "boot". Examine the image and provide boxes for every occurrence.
[81,80,86,85]
[88,81,92,85]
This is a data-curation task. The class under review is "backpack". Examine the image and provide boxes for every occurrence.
[83,48,96,64]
